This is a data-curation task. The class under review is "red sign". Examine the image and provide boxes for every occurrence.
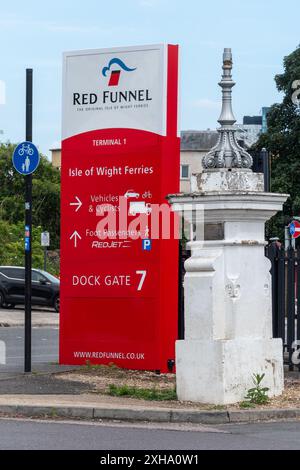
[60,44,180,372]
[290,220,300,239]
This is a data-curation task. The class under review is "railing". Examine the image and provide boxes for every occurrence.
[266,243,300,370]
[178,244,189,340]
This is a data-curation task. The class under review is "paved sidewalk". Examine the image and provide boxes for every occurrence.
[0,309,59,327]
[0,392,300,425]
[1,363,300,426]
[0,370,300,425]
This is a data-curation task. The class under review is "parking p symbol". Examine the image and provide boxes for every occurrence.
[142,239,152,251]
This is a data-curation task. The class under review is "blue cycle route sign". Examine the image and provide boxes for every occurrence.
[12,141,40,175]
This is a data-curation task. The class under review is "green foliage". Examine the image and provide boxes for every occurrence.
[242,373,270,406]
[0,143,60,248]
[0,220,46,269]
[239,400,256,409]
[108,384,177,401]
[0,143,60,272]
[253,45,300,240]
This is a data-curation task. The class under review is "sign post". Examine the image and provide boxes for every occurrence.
[41,231,50,271]
[289,220,300,239]
[25,69,33,374]
[12,69,40,373]
[60,44,180,372]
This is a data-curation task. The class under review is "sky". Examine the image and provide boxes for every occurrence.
[0,0,299,157]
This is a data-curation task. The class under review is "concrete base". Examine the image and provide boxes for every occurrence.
[176,337,284,405]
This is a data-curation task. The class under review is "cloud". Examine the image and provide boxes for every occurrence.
[193,98,220,110]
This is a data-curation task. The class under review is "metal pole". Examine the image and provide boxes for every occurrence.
[261,147,270,192]
[24,69,33,373]
[285,226,291,251]
[44,247,47,271]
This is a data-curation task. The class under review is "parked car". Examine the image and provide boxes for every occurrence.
[0,266,60,312]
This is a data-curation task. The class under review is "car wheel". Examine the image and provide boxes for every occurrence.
[54,296,60,313]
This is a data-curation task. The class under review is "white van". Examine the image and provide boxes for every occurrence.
[129,202,152,216]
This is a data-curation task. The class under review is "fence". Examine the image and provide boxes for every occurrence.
[178,244,189,340]
[266,242,300,370]
[179,240,298,367]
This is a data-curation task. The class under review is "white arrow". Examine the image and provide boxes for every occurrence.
[70,196,82,212]
[70,230,82,248]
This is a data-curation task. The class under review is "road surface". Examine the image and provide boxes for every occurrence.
[0,305,58,327]
[0,418,299,450]
[0,326,58,373]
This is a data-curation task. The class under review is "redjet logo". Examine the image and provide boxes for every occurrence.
[102,58,137,87]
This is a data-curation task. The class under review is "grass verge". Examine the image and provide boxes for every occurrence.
[108,384,177,401]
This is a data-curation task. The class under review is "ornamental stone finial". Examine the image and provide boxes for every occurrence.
[202,48,253,169]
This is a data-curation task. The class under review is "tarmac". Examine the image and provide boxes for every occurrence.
[0,367,300,425]
[0,308,59,327]
[1,309,300,425]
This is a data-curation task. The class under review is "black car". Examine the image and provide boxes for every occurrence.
[0,266,60,312]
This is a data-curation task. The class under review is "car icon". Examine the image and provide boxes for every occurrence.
[124,190,140,199]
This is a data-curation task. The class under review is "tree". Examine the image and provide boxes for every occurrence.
[0,143,60,248]
[0,220,44,268]
[253,45,300,240]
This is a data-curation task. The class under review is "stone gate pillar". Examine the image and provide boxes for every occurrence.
[168,49,288,405]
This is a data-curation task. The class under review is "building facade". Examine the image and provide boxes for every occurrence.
[180,130,219,192]
[236,108,270,148]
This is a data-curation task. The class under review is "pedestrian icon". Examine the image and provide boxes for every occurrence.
[12,141,40,175]
[21,155,31,173]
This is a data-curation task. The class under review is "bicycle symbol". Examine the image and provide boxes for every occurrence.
[18,143,34,157]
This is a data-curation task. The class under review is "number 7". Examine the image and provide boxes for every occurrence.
[136,270,147,291]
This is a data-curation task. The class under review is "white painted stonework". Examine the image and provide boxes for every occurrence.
[168,170,288,405]
[191,168,264,193]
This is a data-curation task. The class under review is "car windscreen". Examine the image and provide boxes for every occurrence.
[32,271,48,282]
[39,271,60,284]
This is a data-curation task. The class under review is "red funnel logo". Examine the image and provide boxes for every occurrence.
[108,70,121,87]
[102,58,137,87]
